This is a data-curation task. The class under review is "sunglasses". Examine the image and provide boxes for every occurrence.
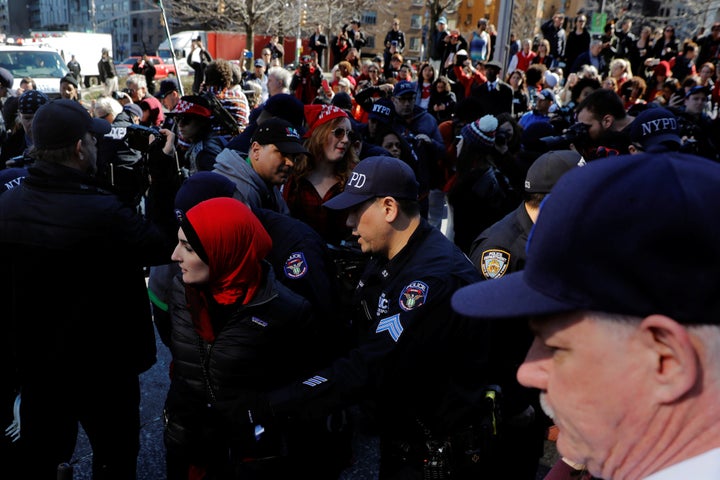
[384,142,401,149]
[332,127,352,139]
[177,116,195,126]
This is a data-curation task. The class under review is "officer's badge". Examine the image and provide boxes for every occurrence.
[376,314,403,342]
[480,249,510,279]
[284,252,308,279]
[399,280,428,311]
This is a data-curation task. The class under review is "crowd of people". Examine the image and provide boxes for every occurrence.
[0,11,720,480]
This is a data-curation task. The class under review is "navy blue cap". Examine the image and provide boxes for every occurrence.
[629,107,681,151]
[368,98,394,124]
[393,80,416,97]
[452,152,720,325]
[123,103,143,119]
[32,99,111,149]
[323,156,419,210]
[685,85,709,98]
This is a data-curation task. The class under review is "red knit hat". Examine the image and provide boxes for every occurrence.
[303,104,348,138]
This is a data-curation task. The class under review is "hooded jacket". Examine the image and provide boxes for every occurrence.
[212,148,290,214]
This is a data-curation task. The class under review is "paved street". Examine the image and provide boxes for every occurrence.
[69,328,554,479]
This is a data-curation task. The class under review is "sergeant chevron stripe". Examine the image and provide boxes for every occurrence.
[302,375,328,387]
[376,314,403,342]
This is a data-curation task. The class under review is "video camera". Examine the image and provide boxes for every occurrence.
[539,121,589,150]
[123,124,165,153]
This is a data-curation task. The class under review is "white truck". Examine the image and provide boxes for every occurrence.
[0,44,69,98]
[27,31,113,87]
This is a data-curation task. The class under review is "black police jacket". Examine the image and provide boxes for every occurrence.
[0,160,177,383]
[469,203,533,280]
[268,220,488,436]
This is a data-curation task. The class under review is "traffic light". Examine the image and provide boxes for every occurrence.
[301,9,307,26]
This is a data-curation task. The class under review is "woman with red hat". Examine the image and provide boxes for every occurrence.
[282,104,358,245]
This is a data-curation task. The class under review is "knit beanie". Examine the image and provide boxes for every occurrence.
[18,90,49,114]
[461,114,498,148]
[174,171,237,222]
[303,104,348,138]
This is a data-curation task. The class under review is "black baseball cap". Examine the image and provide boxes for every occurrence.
[524,150,585,193]
[32,99,111,149]
[251,117,309,155]
[323,156,419,210]
[155,78,179,99]
[452,152,720,325]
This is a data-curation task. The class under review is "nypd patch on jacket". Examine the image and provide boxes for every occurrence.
[268,219,486,434]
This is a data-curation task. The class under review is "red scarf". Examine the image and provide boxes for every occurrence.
[183,198,272,342]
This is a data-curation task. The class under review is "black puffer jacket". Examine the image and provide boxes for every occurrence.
[167,266,322,404]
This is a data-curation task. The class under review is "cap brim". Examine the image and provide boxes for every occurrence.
[644,133,682,148]
[323,191,374,210]
[275,141,309,155]
[89,118,112,135]
[451,271,578,319]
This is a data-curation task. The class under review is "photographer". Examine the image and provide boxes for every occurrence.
[573,88,635,158]
[450,49,486,101]
[290,55,323,105]
[98,96,178,208]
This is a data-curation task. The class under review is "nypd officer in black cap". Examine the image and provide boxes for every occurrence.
[0,99,179,478]
[468,149,585,479]
[238,156,493,478]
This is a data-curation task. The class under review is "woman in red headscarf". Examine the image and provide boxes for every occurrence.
[164,197,329,479]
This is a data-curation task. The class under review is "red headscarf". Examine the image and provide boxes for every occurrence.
[182,198,272,341]
[184,197,272,305]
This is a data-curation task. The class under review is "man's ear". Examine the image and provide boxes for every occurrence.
[380,196,399,222]
[75,138,84,159]
[249,142,261,161]
[638,315,699,404]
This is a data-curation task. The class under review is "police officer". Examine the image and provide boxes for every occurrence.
[247,156,492,478]
[468,149,585,479]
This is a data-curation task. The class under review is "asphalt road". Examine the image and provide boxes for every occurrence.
[68,330,553,479]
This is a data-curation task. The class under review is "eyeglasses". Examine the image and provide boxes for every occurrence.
[332,127,352,139]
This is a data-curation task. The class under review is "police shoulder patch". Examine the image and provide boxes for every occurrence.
[399,280,429,311]
[284,251,308,279]
[480,249,510,279]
